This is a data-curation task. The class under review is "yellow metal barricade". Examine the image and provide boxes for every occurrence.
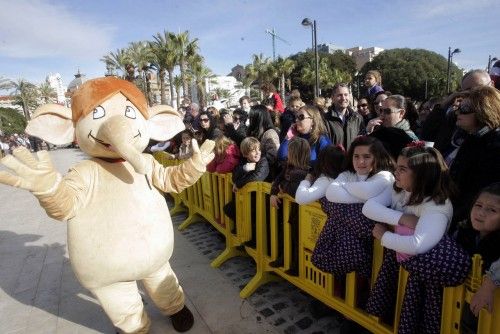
[239,182,281,297]
[152,152,187,215]
[210,177,255,268]
[154,167,500,334]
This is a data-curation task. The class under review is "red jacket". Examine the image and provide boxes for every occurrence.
[272,92,284,113]
[207,144,241,173]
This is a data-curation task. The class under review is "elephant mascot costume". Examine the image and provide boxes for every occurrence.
[0,77,215,333]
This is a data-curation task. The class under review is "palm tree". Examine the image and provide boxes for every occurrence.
[169,31,199,99]
[38,82,57,103]
[189,54,215,109]
[0,77,14,91]
[272,57,296,100]
[173,75,183,110]
[150,31,178,105]
[240,73,255,98]
[127,41,155,104]
[246,54,273,99]
[11,79,39,120]
[322,67,352,91]
[300,57,352,94]
[100,48,131,77]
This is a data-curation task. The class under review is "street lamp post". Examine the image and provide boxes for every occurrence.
[446,47,461,94]
[487,55,498,73]
[302,18,320,97]
[425,78,428,100]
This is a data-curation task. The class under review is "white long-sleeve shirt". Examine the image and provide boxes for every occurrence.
[295,175,334,204]
[362,190,453,255]
[325,170,394,205]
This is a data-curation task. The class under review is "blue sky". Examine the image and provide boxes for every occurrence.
[0,0,499,88]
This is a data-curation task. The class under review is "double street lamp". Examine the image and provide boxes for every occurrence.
[446,47,461,94]
[302,18,320,97]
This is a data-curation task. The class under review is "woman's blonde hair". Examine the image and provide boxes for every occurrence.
[287,96,303,107]
[288,137,310,170]
[313,97,327,112]
[299,105,327,145]
[468,86,500,129]
[214,136,235,156]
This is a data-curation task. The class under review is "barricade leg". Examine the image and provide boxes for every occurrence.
[240,186,282,298]
[239,270,281,299]
[211,246,247,268]
[178,213,205,231]
[210,176,249,268]
[441,285,465,334]
[169,191,187,216]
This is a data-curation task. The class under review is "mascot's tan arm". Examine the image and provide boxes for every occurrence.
[0,146,84,221]
[151,139,215,193]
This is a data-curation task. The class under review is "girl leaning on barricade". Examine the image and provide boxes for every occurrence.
[454,182,500,332]
[363,143,471,334]
[269,137,310,276]
[294,136,393,332]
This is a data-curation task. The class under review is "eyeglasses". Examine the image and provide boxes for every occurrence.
[380,108,400,115]
[233,117,240,121]
[200,118,210,123]
[295,114,312,122]
[358,104,368,108]
[456,105,474,115]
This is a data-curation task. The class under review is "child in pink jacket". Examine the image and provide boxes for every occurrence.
[207,136,240,173]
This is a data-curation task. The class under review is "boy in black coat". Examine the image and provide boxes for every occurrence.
[224,137,270,241]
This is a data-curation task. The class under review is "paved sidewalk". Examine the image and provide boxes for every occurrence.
[0,149,341,333]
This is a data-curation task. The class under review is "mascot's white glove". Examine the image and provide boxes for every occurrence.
[190,139,215,171]
[0,147,61,195]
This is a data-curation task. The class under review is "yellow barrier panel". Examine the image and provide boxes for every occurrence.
[152,152,187,215]
[150,161,500,334]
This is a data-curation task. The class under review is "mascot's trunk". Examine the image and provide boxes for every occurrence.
[98,115,148,175]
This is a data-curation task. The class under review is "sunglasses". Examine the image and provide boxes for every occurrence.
[380,108,399,115]
[200,118,210,123]
[358,103,368,108]
[295,114,312,122]
[233,117,240,121]
[456,105,474,115]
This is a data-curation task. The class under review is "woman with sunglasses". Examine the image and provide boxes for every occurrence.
[222,108,248,146]
[366,95,418,140]
[449,85,500,232]
[357,97,377,126]
[277,105,331,167]
[198,111,222,144]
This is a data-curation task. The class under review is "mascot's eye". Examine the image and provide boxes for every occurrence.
[125,106,137,119]
[93,106,105,119]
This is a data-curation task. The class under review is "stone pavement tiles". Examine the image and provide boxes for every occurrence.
[170,208,343,334]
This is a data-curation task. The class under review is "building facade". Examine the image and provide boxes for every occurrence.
[345,46,385,70]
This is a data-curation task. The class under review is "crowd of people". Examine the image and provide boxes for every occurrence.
[155,69,500,333]
[0,133,51,157]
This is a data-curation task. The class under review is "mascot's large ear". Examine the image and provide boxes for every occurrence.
[25,104,74,145]
[148,105,185,141]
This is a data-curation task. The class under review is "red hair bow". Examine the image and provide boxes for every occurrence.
[406,140,426,148]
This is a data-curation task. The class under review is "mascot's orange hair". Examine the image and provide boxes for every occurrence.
[71,77,149,121]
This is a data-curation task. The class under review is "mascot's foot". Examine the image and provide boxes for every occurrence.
[170,306,194,332]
